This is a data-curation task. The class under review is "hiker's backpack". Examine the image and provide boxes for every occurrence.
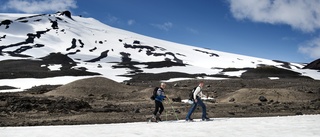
[150,87,159,100]
[189,86,198,101]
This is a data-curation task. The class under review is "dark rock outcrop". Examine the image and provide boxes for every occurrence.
[241,66,308,79]
[40,52,75,65]
[0,20,13,29]
[303,58,320,70]
[59,11,73,20]
[259,96,268,102]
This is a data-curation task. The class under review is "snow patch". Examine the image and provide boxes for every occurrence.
[0,76,95,92]
[48,64,62,71]
[268,77,280,80]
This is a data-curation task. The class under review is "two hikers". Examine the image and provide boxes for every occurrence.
[151,81,210,122]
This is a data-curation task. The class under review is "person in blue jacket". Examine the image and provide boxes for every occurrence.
[152,83,166,121]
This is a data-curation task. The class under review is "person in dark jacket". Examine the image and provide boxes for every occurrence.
[152,83,166,121]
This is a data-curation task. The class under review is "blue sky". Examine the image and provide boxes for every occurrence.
[1,0,320,63]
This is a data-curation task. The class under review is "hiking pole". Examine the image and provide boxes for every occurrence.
[166,97,179,121]
[166,109,168,121]
[163,99,168,121]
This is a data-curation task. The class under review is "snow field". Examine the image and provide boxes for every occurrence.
[1,115,320,137]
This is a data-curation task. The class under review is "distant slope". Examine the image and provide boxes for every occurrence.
[0,11,318,82]
[303,58,320,70]
[45,77,144,99]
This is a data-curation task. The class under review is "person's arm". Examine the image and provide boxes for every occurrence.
[199,92,207,99]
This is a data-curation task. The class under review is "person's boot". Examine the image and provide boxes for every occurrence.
[149,114,157,122]
[202,117,211,121]
[156,113,162,122]
[186,117,194,122]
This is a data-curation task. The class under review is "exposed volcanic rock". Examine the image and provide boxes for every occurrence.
[111,53,188,74]
[241,66,308,79]
[0,53,100,79]
[0,58,100,79]
[124,43,155,51]
[0,85,17,90]
[26,29,50,42]
[0,35,6,39]
[59,11,73,20]
[133,40,140,44]
[120,52,131,62]
[66,38,78,51]
[142,60,186,68]
[194,49,219,57]
[50,19,59,29]
[85,50,109,62]
[5,96,91,113]
[89,47,97,52]
[273,60,293,69]
[0,28,49,56]
[66,49,81,55]
[15,14,46,21]
[78,39,84,48]
[303,58,320,70]
[121,72,229,82]
[0,20,13,29]
[40,52,75,66]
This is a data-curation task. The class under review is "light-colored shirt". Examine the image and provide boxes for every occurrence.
[193,86,206,100]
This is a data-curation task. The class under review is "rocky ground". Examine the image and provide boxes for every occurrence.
[0,76,320,127]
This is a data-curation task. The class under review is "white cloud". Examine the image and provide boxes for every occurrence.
[127,19,135,26]
[79,11,90,17]
[106,14,119,24]
[281,36,296,41]
[186,27,199,34]
[299,36,320,59]
[228,0,320,32]
[105,15,134,26]
[1,0,77,13]
[151,22,173,31]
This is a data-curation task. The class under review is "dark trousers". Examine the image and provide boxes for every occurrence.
[153,100,164,116]
[186,97,207,119]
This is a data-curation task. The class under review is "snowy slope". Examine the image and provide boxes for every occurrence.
[0,11,319,91]
[2,115,320,137]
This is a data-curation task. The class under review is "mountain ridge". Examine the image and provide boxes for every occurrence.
[0,11,319,83]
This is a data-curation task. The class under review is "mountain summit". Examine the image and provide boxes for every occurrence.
[0,11,319,83]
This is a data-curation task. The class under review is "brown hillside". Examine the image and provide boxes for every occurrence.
[45,77,143,99]
[218,88,317,103]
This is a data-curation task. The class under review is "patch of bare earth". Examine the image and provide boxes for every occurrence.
[1,77,320,126]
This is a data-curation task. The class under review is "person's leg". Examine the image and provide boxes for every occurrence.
[153,100,160,116]
[197,99,208,119]
[186,102,197,120]
[156,102,164,121]
[159,102,164,115]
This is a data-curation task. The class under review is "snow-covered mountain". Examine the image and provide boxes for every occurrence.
[0,11,319,87]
